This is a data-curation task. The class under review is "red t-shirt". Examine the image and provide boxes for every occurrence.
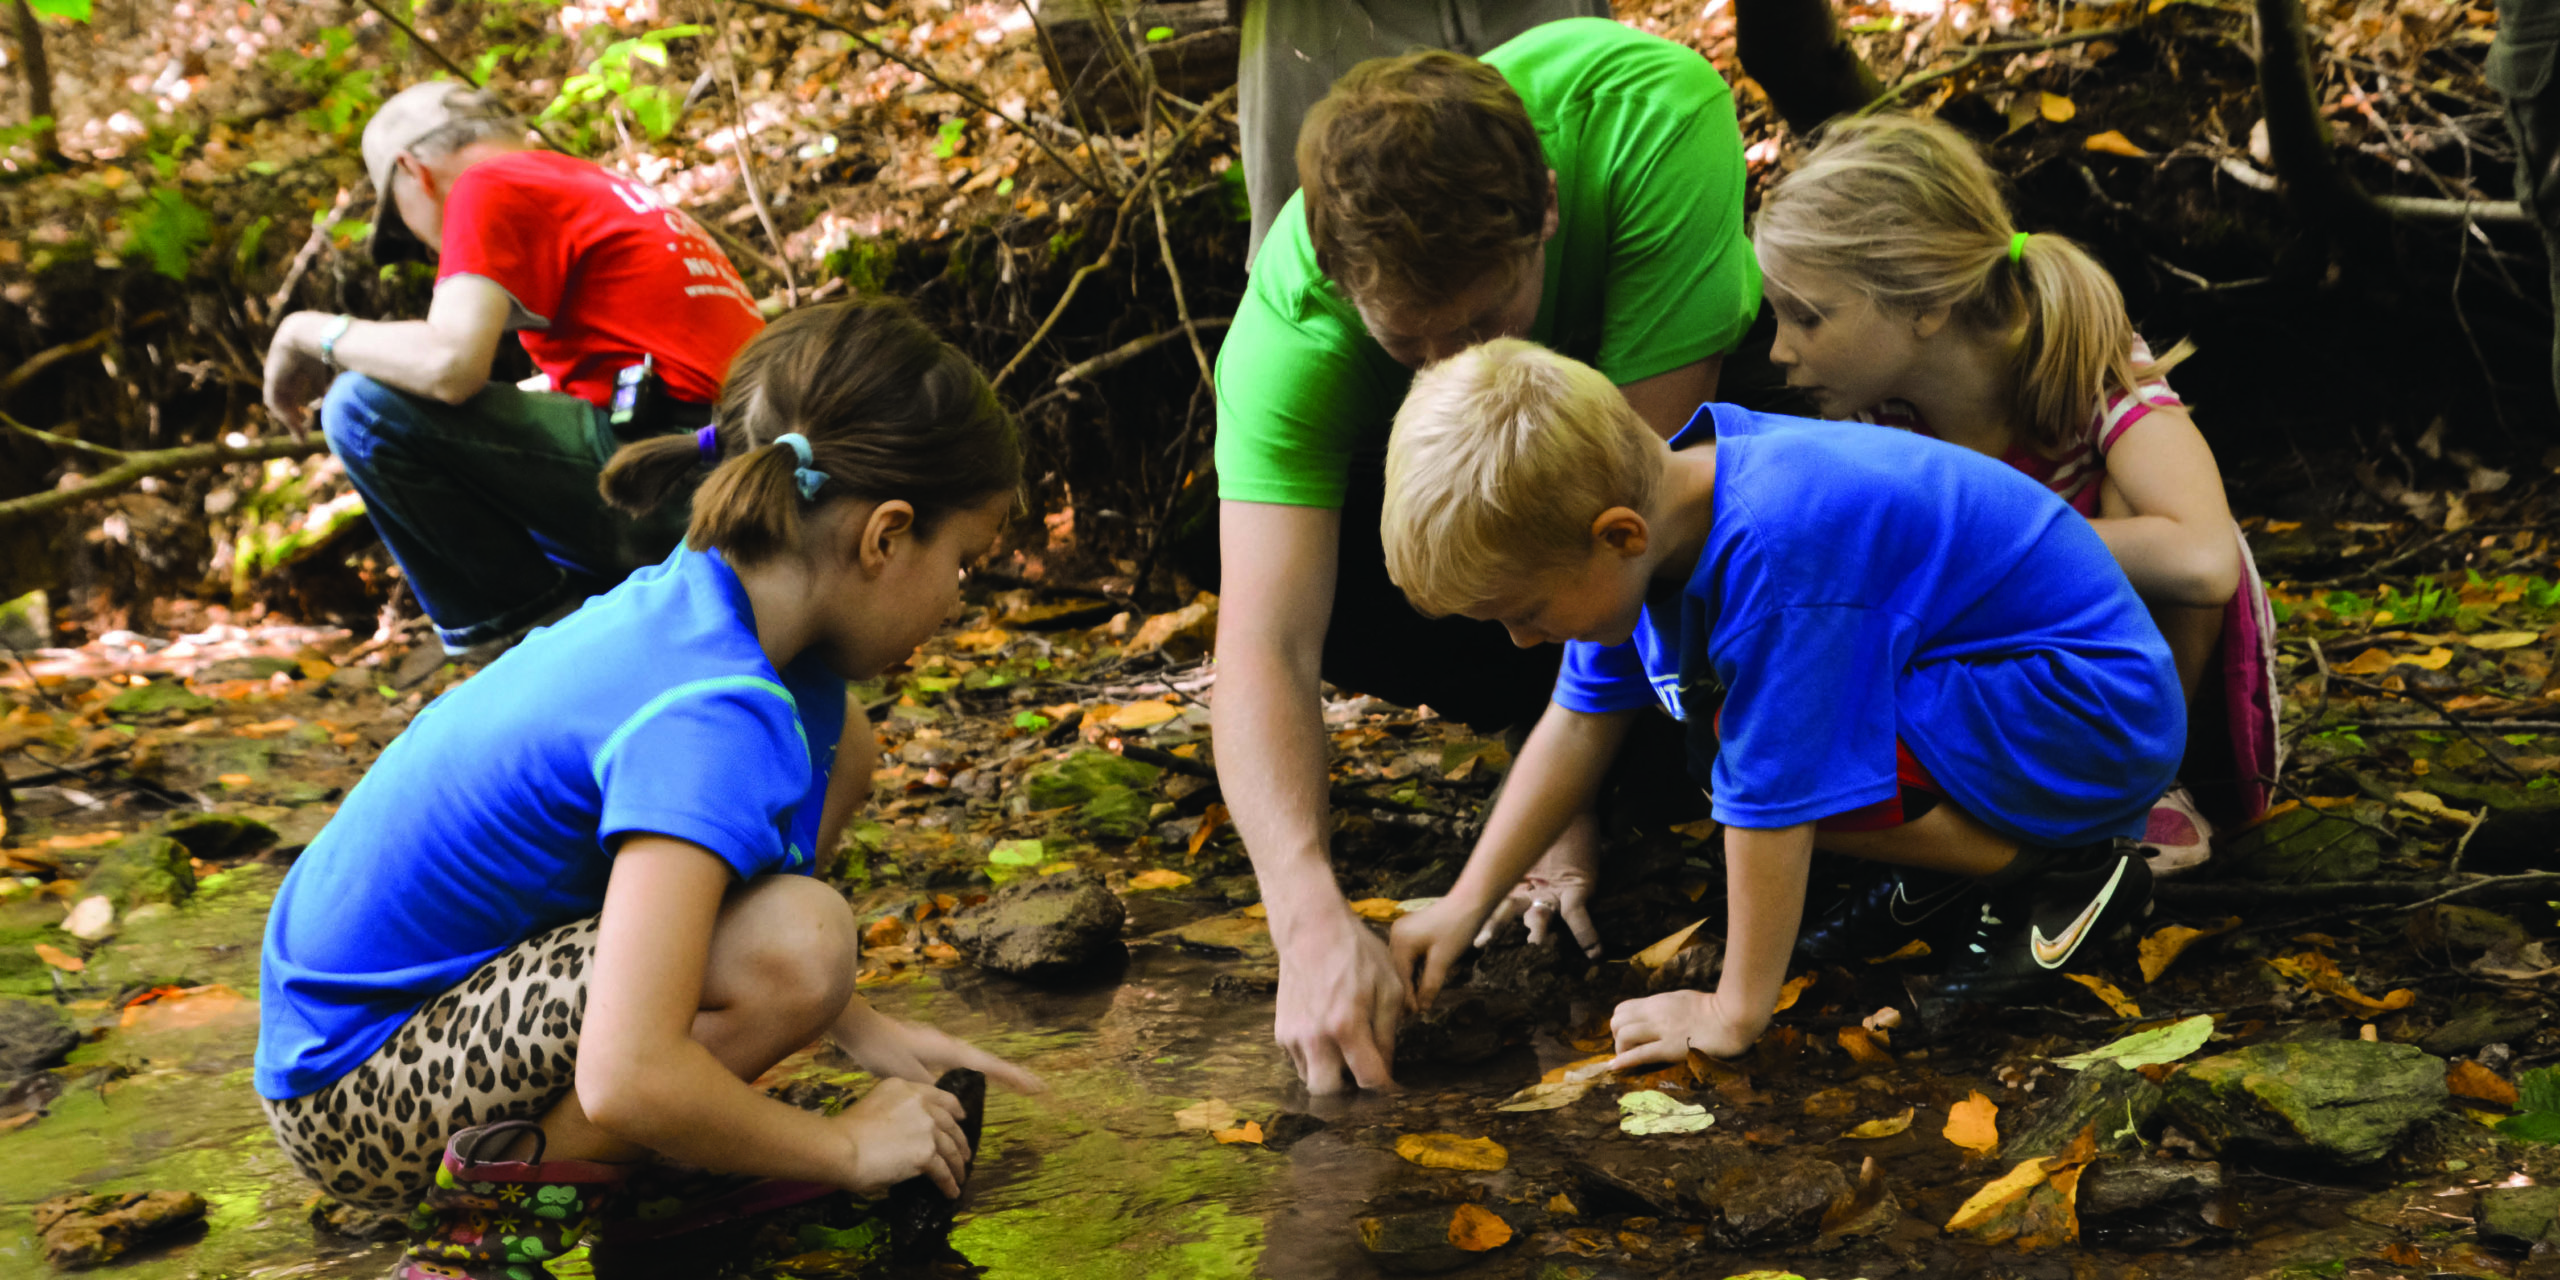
[436,151,763,407]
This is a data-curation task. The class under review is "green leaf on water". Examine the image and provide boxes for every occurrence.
[2051,1014,2215,1071]
[1618,1090,1713,1135]
[1013,710,1053,730]
[988,839,1045,867]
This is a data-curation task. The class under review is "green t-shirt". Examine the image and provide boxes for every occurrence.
[1213,17,1762,509]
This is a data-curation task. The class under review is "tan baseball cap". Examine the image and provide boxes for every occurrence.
[361,80,521,262]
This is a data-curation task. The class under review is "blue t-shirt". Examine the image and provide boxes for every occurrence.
[1555,404,2182,847]
[256,545,846,1099]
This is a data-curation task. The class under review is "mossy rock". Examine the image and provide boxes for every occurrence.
[82,836,196,909]
[2007,1062,2163,1161]
[2219,803,2384,882]
[0,923,74,998]
[0,995,77,1074]
[103,680,214,720]
[2162,1039,2446,1166]
[1015,747,1160,812]
[1078,786,1154,839]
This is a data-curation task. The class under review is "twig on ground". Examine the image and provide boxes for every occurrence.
[1149,182,1216,393]
[1858,26,2137,117]
[268,187,356,315]
[1016,319,1232,416]
[3,413,126,460]
[0,437,331,525]
[0,326,119,405]
[708,0,796,307]
[2446,808,2490,877]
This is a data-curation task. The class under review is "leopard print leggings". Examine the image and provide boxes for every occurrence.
[262,915,596,1212]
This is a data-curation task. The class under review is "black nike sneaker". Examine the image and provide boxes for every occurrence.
[1934,839,2152,1002]
[1795,865,1983,967]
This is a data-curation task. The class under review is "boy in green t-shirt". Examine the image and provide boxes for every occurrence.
[1205,18,1764,1095]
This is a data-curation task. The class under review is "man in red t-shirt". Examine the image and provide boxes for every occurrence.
[262,81,764,664]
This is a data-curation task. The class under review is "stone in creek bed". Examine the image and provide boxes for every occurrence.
[942,870,1126,980]
[1354,1208,1480,1274]
[1715,1155,1849,1248]
[2079,1158,2232,1250]
[2005,1062,2162,1160]
[0,996,78,1077]
[2478,1184,2560,1253]
[33,1189,208,1269]
[1262,1111,1329,1152]
[2162,1039,2447,1167]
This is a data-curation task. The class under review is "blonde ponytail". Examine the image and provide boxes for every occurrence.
[1755,113,2190,456]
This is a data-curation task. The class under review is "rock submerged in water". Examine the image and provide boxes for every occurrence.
[1010,747,1162,840]
[942,870,1126,979]
[2162,1039,2447,1166]
[2478,1184,2560,1252]
[0,996,78,1078]
[2079,1158,2230,1249]
[34,1189,208,1269]
[1354,1208,1477,1274]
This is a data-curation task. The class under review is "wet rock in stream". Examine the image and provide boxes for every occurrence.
[0,995,77,1077]
[80,835,196,908]
[2079,1158,2232,1249]
[1708,1152,1851,1247]
[34,1189,209,1269]
[2479,1184,2560,1253]
[1355,1207,1485,1274]
[943,870,1126,979]
[2005,1062,2162,1160]
[2162,1038,2447,1166]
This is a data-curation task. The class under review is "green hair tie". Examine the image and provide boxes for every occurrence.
[2008,231,2031,264]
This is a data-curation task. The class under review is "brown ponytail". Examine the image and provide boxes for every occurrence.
[1754,113,2191,456]
[599,297,1022,564]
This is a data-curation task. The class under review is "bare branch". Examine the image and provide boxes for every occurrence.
[0,437,330,525]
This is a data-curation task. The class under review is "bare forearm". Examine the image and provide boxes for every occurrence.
[1712,824,1814,1037]
[1446,705,1631,916]
[1212,644,1344,937]
[2087,515,2238,608]
[580,1041,850,1183]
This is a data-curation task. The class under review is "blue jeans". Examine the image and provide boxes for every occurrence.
[321,373,693,651]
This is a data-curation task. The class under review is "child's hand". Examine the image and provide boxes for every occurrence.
[1469,815,1602,960]
[835,1077,969,1197]
[1388,897,1485,1012]
[1605,990,1764,1071]
[838,1010,1046,1095]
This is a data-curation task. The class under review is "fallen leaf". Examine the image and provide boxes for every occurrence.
[1175,1099,1241,1132]
[1186,803,1229,857]
[119,983,245,1030]
[1619,1090,1715,1136]
[61,895,114,942]
[217,773,254,788]
[1865,938,1930,964]
[1212,1120,1264,1145]
[1845,1106,1917,1139]
[1448,1203,1513,1252]
[1946,1158,2055,1232]
[1395,1133,1509,1171]
[863,915,907,948]
[2038,91,2077,122]
[2447,1060,2519,1107]
[1539,1052,1616,1085]
[2394,791,2479,823]
[2405,646,2456,670]
[1836,1026,1895,1065]
[2466,631,2542,650]
[950,627,1014,652]
[33,942,84,972]
[1944,1091,2000,1153]
[1545,1193,1578,1215]
[1497,1079,1595,1112]
[1127,869,1193,891]
[1104,699,1181,731]
[1770,973,1815,1014]
[2335,647,2400,676]
[42,830,122,851]
[2062,973,2143,1017]
[0,1112,36,1132]
[1348,897,1404,922]
[2265,952,2417,1014]
[987,839,1045,867]
[1241,903,1268,920]
[1632,919,1708,969]
[922,942,962,963]
[2138,918,2239,983]
[2082,129,2152,157]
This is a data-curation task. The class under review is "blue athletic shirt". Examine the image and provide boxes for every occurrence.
[256,545,846,1099]
[1554,403,2182,847]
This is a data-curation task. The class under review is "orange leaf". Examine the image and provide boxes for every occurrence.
[2446,1060,2518,1107]
[119,983,245,1031]
[1540,1053,1616,1085]
[33,942,84,972]
[1394,1133,1509,1171]
[1944,1090,2000,1153]
[2062,973,2143,1017]
[42,830,122,851]
[2139,918,2239,983]
[864,916,908,948]
[1211,1120,1264,1145]
[1865,938,1930,964]
[1836,1026,1895,1066]
[921,942,963,964]
[1104,699,1181,731]
[1187,803,1229,858]
[2082,129,2152,157]
[2265,951,2417,1014]
[1945,1158,2052,1231]
[2038,91,2077,122]
[2334,647,2399,676]
[1770,973,1815,1015]
[1448,1203,1513,1252]
[1349,897,1404,922]
[1128,869,1194,891]
[1633,919,1708,968]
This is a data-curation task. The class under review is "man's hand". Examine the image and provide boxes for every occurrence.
[1273,902,1406,1094]
[262,311,334,440]
[1388,895,1483,1014]
[1469,810,1602,959]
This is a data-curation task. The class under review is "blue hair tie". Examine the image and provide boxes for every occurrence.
[772,432,827,501]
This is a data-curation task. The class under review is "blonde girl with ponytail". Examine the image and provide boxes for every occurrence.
[1752,112,2278,879]
[255,298,1040,1280]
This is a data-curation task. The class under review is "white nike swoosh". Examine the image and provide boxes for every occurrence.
[1887,879,1968,927]
[2031,859,2127,969]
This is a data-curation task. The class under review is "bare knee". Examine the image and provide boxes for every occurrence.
[704,876,857,1031]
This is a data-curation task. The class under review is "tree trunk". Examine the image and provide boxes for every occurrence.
[2252,0,2387,243]
[1734,0,1883,135]
[11,0,61,166]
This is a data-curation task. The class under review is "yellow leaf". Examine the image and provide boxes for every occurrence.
[33,942,84,972]
[2062,973,2143,1017]
[42,830,123,851]
[2395,791,2479,823]
[1845,1106,1917,1139]
[1241,903,1268,919]
[1174,1098,1240,1131]
[1770,973,1815,1015]
[2465,631,2542,650]
[2082,129,2152,158]
[1105,699,1181,731]
[1945,1158,2054,1232]
[951,627,1014,652]
[2335,647,2399,675]
[1944,1090,2000,1153]
[2265,951,2418,1014]
[1836,1026,1895,1065]
[1865,938,1930,964]
[1349,897,1405,922]
[1395,1133,1509,1171]
[1448,1203,1513,1252]
[1496,1079,1595,1112]
[1212,1120,1264,1145]
[1632,918,1708,968]
[2138,917,2238,983]
[217,773,254,788]
[1127,869,1192,891]
[1545,1193,1578,1215]
[2402,646,2455,671]
[2038,91,2077,122]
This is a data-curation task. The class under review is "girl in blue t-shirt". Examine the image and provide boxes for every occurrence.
[254,298,1037,1279]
